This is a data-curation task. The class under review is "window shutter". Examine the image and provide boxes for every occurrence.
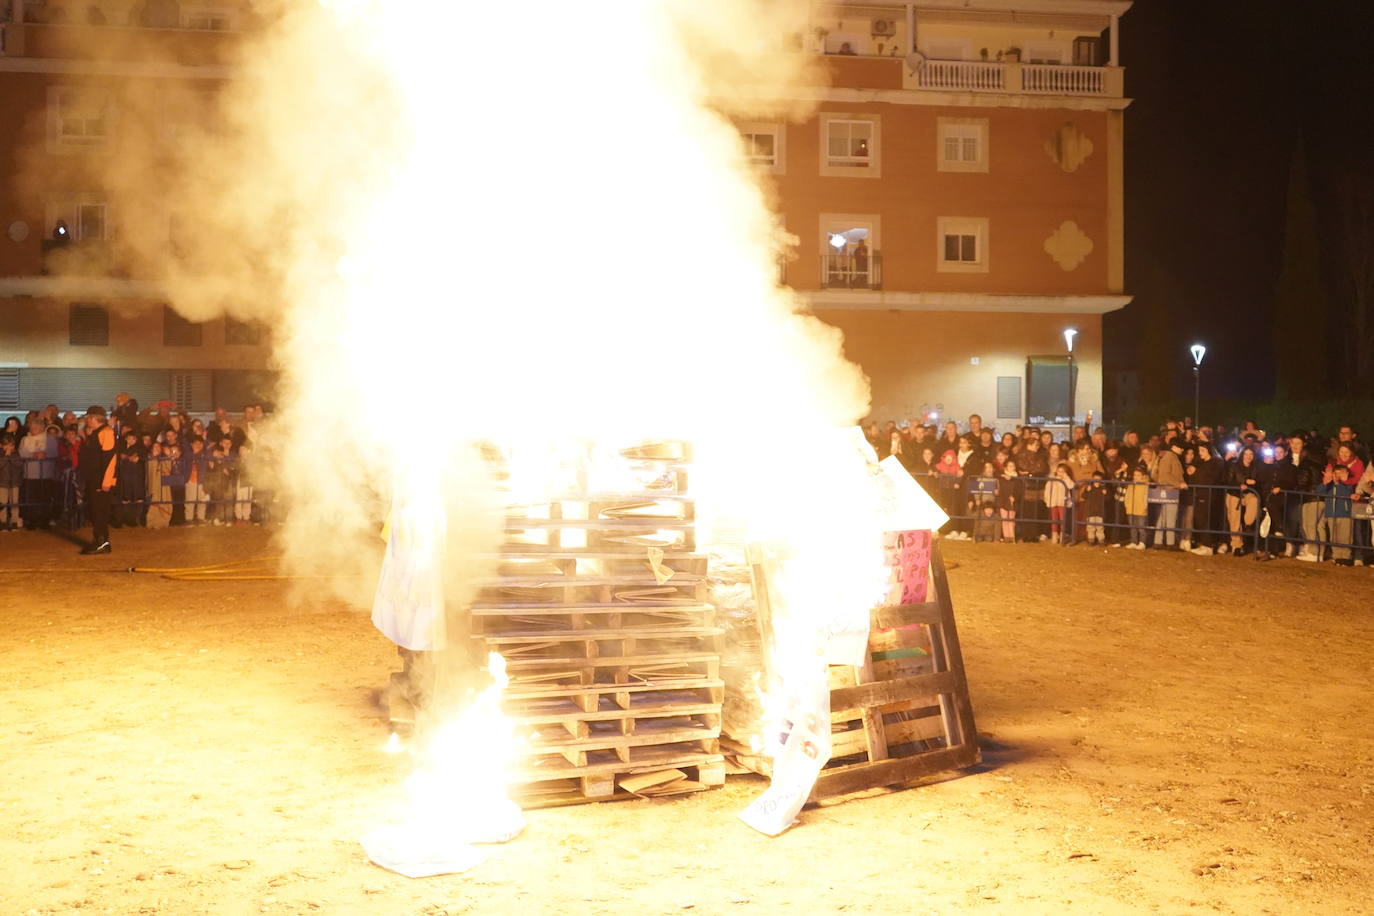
[163,305,204,346]
[0,369,19,411]
[996,376,1021,420]
[69,304,110,346]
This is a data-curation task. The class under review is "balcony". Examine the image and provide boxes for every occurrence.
[820,252,882,291]
[41,238,121,276]
[909,59,1122,98]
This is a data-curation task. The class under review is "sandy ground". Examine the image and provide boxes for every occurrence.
[2,526,1372,915]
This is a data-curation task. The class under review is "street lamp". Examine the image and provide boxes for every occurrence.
[1063,328,1078,442]
[1190,343,1206,429]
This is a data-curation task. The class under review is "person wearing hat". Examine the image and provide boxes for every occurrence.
[79,405,117,555]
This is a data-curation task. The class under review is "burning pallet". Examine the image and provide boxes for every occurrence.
[474,445,725,807]
[725,540,980,801]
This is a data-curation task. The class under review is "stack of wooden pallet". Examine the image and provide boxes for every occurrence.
[473,444,726,806]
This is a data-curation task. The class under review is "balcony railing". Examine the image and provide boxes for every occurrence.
[913,60,1115,98]
[918,60,1006,92]
[41,238,118,276]
[820,252,882,291]
[1020,63,1105,95]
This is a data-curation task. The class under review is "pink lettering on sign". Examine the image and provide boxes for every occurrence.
[883,529,931,605]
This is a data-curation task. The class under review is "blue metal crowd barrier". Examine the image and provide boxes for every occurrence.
[917,473,1372,561]
[0,455,268,530]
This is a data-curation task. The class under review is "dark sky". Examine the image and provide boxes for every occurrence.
[1106,0,1374,403]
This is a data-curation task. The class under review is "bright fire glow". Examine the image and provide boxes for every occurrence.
[362,653,525,875]
[121,0,902,854]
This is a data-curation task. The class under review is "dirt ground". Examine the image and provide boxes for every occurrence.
[2,527,1372,916]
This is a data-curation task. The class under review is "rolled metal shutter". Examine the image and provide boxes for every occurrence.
[170,370,213,413]
[18,368,172,413]
[0,369,19,411]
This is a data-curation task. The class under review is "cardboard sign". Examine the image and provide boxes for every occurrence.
[884,529,931,605]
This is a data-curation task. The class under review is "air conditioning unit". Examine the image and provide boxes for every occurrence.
[871,18,896,37]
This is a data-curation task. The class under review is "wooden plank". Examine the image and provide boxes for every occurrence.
[870,601,944,629]
[828,670,957,711]
[503,678,723,701]
[928,541,980,749]
[528,724,719,753]
[482,626,723,642]
[811,743,979,798]
[472,602,714,615]
[509,702,720,727]
[517,747,725,781]
[502,652,718,670]
[854,656,889,764]
[502,518,695,530]
[865,627,933,654]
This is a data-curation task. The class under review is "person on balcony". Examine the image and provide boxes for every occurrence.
[852,238,869,286]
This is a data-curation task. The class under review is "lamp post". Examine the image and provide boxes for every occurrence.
[1063,328,1078,442]
[1190,343,1206,429]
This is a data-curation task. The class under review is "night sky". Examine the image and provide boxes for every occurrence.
[1107,0,1374,405]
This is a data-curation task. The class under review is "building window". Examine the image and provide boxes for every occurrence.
[183,8,235,30]
[738,123,785,175]
[1073,37,1103,66]
[76,203,106,241]
[937,118,988,172]
[819,215,881,290]
[937,217,989,273]
[225,317,262,346]
[163,306,204,347]
[69,304,109,346]
[50,87,112,152]
[820,115,881,178]
[1024,42,1066,65]
[924,40,970,61]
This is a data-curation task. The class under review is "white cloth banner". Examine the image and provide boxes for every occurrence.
[371,495,447,651]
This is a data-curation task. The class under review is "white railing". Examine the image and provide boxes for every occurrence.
[1020,63,1106,96]
[918,60,1006,92]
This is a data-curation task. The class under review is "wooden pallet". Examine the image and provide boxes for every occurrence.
[729,540,980,801]
[479,453,724,807]
[511,753,726,808]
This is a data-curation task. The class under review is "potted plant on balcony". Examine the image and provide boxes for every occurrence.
[980,47,989,61]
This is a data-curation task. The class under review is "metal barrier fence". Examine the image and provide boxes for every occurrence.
[0,455,269,530]
[2,457,1368,561]
[918,474,1372,562]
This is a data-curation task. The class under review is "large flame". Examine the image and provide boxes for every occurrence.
[75,0,904,855]
[362,653,525,877]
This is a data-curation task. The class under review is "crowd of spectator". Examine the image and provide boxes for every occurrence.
[0,396,271,533]
[866,413,1374,566]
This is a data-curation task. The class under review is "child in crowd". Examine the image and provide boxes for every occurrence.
[1046,462,1074,543]
[115,429,146,528]
[970,461,999,542]
[146,442,173,529]
[234,442,254,525]
[0,435,21,530]
[995,459,1023,543]
[205,437,234,525]
[1319,464,1355,565]
[184,436,209,524]
[1124,465,1150,550]
[933,449,963,534]
[1082,471,1109,545]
